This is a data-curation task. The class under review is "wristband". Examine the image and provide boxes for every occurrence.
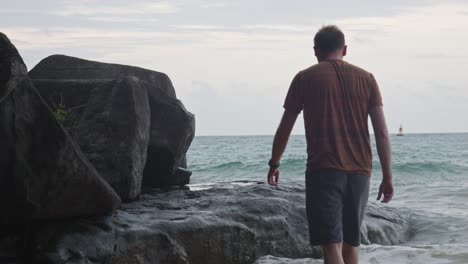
[268,159,280,169]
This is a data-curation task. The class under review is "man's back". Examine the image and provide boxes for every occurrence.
[284,60,382,176]
[267,25,393,264]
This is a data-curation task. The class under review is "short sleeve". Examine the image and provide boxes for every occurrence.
[369,73,383,110]
[283,72,303,114]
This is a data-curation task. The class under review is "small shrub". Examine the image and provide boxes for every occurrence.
[52,103,75,130]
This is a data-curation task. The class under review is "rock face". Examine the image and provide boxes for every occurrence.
[360,204,411,245]
[0,33,120,226]
[27,182,411,264]
[73,77,151,201]
[29,55,196,199]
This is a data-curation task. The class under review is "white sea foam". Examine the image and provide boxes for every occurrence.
[255,255,322,264]
[188,181,260,191]
[255,244,468,264]
[360,244,468,264]
[187,182,216,191]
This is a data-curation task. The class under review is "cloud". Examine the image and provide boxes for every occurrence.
[173,25,225,30]
[196,0,228,9]
[412,52,459,59]
[0,9,41,14]
[4,1,468,134]
[172,24,317,33]
[2,27,178,50]
[50,2,178,16]
[244,24,316,32]
[87,16,159,23]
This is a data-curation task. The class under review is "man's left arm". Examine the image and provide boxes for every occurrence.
[267,109,299,186]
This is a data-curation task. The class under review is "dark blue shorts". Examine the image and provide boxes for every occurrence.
[306,169,369,247]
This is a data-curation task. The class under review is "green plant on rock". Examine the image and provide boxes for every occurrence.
[52,103,71,130]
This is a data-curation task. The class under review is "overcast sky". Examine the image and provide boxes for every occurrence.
[2,0,468,135]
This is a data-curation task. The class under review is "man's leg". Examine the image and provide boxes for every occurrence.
[342,174,370,264]
[342,243,358,264]
[322,243,344,264]
[306,170,347,264]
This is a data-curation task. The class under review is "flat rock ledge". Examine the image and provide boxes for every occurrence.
[5,182,411,264]
[255,255,323,264]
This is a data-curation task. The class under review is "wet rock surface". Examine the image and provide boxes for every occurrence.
[361,201,411,245]
[29,183,410,264]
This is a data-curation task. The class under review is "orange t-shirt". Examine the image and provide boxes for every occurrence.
[284,59,383,176]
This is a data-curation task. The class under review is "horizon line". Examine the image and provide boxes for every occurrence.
[194,132,468,137]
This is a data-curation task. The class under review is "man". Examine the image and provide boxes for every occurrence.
[267,25,393,264]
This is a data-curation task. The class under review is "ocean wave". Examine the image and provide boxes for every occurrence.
[404,209,468,244]
[390,161,467,174]
[192,159,467,175]
[189,158,306,172]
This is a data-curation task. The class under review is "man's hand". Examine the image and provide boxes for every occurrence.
[267,109,298,187]
[377,180,394,203]
[267,168,280,186]
[370,106,394,204]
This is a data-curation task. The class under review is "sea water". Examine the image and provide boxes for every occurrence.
[187,133,468,264]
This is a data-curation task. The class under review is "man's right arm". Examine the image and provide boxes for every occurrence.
[369,106,394,203]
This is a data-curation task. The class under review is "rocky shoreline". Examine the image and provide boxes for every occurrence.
[1,32,410,263]
[3,182,411,263]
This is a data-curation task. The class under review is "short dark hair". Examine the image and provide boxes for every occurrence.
[314,25,345,52]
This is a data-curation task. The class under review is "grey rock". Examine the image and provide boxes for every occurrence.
[27,182,410,264]
[143,85,195,188]
[30,79,107,129]
[360,203,411,245]
[0,33,120,225]
[73,77,151,201]
[28,55,176,98]
[29,55,196,191]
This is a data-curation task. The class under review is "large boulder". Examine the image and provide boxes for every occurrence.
[20,182,411,264]
[0,33,120,227]
[73,77,151,201]
[28,55,176,98]
[29,55,195,193]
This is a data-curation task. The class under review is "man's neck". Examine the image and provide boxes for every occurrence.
[318,55,343,62]
[325,55,343,60]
